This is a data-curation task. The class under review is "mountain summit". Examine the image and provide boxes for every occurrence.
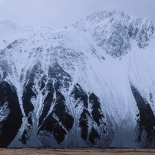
[0,11,155,148]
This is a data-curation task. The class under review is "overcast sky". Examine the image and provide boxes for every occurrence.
[0,0,154,30]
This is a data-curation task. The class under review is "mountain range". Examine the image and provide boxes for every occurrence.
[0,10,155,148]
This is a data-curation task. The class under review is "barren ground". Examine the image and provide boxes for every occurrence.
[0,148,155,155]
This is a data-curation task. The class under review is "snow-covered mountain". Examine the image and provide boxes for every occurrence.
[0,10,155,148]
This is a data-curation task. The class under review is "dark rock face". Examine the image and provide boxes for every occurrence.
[38,63,74,144]
[131,85,155,148]
[22,82,35,116]
[72,84,88,108]
[89,127,100,144]
[40,115,67,144]
[79,109,90,141]
[39,90,74,144]
[89,93,103,126]
[19,63,106,146]
[38,83,54,127]
[19,62,74,145]
[53,91,74,131]
[71,84,105,145]
[0,81,22,147]
[48,62,72,89]
[20,124,31,145]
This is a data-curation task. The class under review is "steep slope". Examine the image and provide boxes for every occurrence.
[0,11,155,148]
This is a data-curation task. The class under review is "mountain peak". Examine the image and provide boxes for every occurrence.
[74,10,154,57]
[1,10,155,148]
[86,10,129,22]
[0,20,17,30]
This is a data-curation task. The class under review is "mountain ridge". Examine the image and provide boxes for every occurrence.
[0,10,155,148]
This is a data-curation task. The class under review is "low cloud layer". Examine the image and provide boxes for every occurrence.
[0,0,154,29]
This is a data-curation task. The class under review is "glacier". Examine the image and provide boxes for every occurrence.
[0,10,155,148]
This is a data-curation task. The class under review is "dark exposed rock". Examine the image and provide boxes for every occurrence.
[131,85,155,147]
[0,81,22,147]
[89,93,103,126]
[89,127,100,144]
[22,82,35,116]
[71,84,88,108]
[79,109,90,141]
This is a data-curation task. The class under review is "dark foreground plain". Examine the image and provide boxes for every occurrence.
[0,148,155,155]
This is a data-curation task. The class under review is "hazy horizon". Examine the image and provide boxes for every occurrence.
[0,0,154,29]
